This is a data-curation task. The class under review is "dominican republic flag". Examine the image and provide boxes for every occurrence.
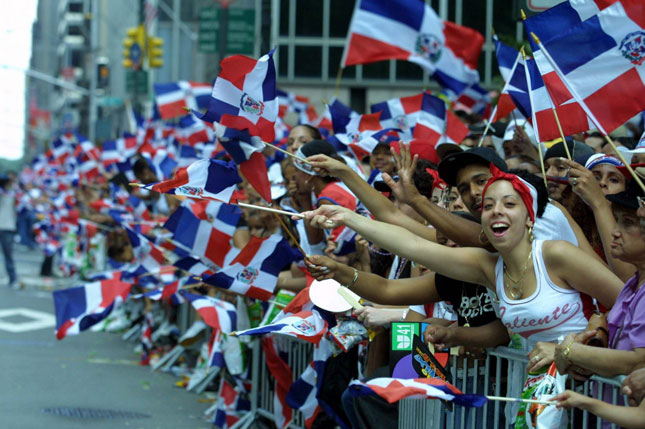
[173,256,217,277]
[530,0,644,135]
[213,377,251,428]
[163,203,239,268]
[215,124,272,203]
[342,0,484,95]
[208,329,225,369]
[371,91,444,140]
[141,149,178,181]
[139,158,242,203]
[286,338,334,428]
[329,104,389,159]
[348,377,487,407]
[455,84,491,117]
[181,292,237,334]
[53,275,132,340]
[277,89,310,118]
[233,310,328,345]
[175,113,215,146]
[197,50,278,144]
[140,312,154,365]
[47,133,75,165]
[521,54,593,142]
[125,195,151,221]
[202,235,299,301]
[493,35,523,121]
[154,81,213,120]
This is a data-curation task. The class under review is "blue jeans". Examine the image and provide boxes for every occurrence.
[17,210,36,248]
[0,230,16,284]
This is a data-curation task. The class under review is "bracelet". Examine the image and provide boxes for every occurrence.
[562,339,575,360]
[345,268,359,290]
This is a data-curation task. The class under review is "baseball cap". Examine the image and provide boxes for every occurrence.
[437,147,508,187]
[606,179,644,210]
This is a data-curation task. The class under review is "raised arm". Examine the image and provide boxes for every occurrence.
[386,144,484,247]
[561,158,635,280]
[306,154,436,242]
[306,254,442,305]
[301,205,496,288]
[545,240,623,309]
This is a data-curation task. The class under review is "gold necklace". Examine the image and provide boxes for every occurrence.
[503,249,533,300]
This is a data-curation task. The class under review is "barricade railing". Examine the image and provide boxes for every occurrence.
[400,346,629,429]
[232,337,313,429]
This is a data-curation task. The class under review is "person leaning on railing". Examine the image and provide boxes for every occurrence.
[553,180,645,381]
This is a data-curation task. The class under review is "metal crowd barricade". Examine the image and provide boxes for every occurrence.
[400,346,629,429]
[232,336,313,429]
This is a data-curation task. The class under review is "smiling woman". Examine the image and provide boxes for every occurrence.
[0,1,38,161]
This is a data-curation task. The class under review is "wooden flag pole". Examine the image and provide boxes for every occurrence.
[486,395,556,406]
[273,213,307,257]
[334,67,344,98]
[551,108,572,160]
[262,141,312,165]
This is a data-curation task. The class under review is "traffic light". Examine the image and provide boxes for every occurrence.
[148,36,164,68]
[122,26,145,69]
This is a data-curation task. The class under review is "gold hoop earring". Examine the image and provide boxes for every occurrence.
[479,228,489,245]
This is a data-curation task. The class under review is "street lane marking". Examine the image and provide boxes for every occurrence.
[0,308,56,333]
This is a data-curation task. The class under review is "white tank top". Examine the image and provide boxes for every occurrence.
[495,240,592,347]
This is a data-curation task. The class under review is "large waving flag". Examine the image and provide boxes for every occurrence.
[493,35,523,121]
[163,202,239,268]
[139,158,242,203]
[342,0,484,94]
[181,292,237,334]
[529,0,643,134]
[202,234,300,301]
[53,275,132,340]
[197,50,278,143]
[348,377,487,407]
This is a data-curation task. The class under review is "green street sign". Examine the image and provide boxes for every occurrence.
[198,8,255,55]
[226,9,255,55]
[198,8,219,53]
[126,70,148,94]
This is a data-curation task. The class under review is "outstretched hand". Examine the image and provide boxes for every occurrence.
[386,142,422,205]
[305,254,338,281]
[298,205,353,229]
[306,154,350,178]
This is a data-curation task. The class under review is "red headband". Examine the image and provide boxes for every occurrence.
[481,164,538,223]
[425,168,447,191]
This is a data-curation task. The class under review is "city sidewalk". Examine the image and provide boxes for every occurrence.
[0,247,212,428]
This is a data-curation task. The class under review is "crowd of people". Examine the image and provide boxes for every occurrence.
[6,102,645,427]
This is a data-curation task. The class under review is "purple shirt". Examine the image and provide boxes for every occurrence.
[607,274,645,351]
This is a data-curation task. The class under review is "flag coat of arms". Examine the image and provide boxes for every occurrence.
[197,50,278,144]
[202,234,299,301]
[342,0,484,94]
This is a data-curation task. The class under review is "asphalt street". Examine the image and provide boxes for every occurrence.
[0,246,212,429]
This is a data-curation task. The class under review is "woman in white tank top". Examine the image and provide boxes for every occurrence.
[302,163,623,371]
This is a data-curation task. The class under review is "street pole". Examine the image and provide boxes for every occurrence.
[88,0,99,142]
[171,0,180,81]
